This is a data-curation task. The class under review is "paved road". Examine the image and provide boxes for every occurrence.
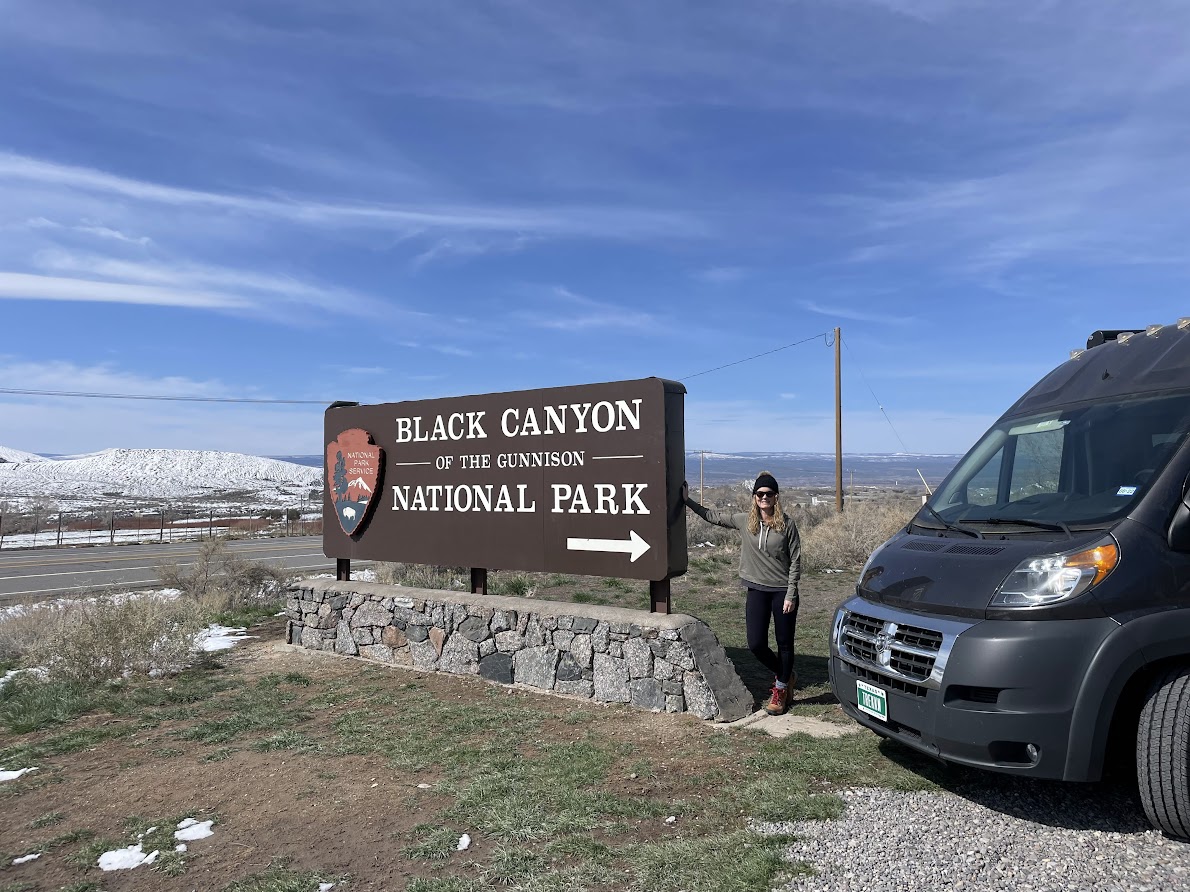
[0,536,358,603]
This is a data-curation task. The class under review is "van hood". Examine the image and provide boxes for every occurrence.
[858,529,1107,619]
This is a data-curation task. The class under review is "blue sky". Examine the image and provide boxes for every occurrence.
[2,0,1189,457]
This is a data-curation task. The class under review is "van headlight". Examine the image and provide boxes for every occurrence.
[990,535,1119,608]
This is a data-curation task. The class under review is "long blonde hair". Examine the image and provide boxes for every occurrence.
[747,470,786,536]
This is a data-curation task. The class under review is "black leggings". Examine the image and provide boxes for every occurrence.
[745,588,798,684]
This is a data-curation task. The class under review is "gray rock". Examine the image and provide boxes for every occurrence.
[623,637,653,678]
[393,596,414,608]
[556,654,584,682]
[300,627,324,649]
[682,672,716,719]
[680,621,752,722]
[286,621,303,644]
[490,609,516,633]
[630,678,665,710]
[591,622,610,652]
[352,626,375,646]
[610,621,631,635]
[348,592,366,608]
[555,679,594,698]
[523,616,547,647]
[439,635,480,674]
[649,639,669,657]
[478,639,496,658]
[608,642,623,658]
[494,630,525,652]
[593,653,630,703]
[659,628,680,640]
[405,624,429,643]
[661,679,684,695]
[542,615,558,631]
[666,641,696,670]
[653,658,675,681]
[335,628,359,656]
[478,652,513,684]
[354,602,391,627]
[361,644,394,664]
[329,594,348,610]
[409,638,439,669]
[553,630,575,651]
[570,634,593,669]
[665,694,684,713]
[457,615,490,642]
[572,616,598,633]
[514,646,558,690]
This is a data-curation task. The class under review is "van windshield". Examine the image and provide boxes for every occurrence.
[924,391,1190,531]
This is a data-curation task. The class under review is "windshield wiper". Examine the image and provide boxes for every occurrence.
[983,516,1073,539]
[914,504,983,539]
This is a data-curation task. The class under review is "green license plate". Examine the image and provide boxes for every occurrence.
[856,680,888,722]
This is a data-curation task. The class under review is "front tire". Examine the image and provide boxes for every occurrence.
[1138,666,1190,839]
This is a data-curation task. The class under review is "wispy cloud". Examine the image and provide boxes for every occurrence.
[516,286,659,332]
[798,299,912,326]
[0,152,705,241]
[0,272,247,309]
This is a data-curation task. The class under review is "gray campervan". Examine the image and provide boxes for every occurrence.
[830,321,1190,838]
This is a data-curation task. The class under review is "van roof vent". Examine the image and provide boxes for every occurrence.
[1179,318,1190,331]
[1086,329,1145,349]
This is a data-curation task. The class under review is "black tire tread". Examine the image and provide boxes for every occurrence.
[1137,666,1190,839]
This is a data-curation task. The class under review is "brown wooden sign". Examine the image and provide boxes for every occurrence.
[323,378,687,581]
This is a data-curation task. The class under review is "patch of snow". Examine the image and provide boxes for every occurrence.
[174,817,214,841]
[0,445,48,462]
[98,843,159,871]
[197,625,256,652]
[175,843,187,852]
[12,852,40,865]
[319,884,336,892]
[0,767,39,782]
[0,667,48,690]
[457,833,471,851]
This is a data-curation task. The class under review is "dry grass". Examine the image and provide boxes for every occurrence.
[22,594,208,682]
[374,562,469,590]
[802,499,916,569]
[158,538,289,613]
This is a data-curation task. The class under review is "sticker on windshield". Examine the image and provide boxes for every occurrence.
[1117,485,1138,496]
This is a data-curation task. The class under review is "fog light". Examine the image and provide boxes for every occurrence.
[1026,743,1040,762]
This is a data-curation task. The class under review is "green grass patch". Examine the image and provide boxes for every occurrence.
[628,831,806,892]
[26,810,64,828]
[403,823,461,861]
[220,858,342,892]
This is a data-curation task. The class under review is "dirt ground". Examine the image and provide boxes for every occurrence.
[0,564,861,892]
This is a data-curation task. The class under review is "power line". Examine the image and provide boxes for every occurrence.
[0,387,329,405]
[679,331,832,380]
[840,334,912,454]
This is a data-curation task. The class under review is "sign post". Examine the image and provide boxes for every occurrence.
[323,378,687,609]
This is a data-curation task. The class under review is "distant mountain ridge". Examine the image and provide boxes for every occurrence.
[0,447,320,510]
[270,451,961,488]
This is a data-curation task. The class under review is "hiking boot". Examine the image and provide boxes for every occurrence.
[764,684,789,716]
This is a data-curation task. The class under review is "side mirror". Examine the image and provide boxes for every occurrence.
[1168,473,1190,552]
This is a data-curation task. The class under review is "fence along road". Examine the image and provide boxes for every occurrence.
[0,536,350,603]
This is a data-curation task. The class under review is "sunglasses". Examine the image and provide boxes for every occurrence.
[754,491,777,500]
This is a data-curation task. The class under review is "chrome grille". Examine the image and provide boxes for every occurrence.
[840,610,943,683]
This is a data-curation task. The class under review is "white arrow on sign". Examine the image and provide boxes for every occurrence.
[566,530,651,563]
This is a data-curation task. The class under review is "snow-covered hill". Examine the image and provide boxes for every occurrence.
[0,446,48,463]
[0,447,321,509]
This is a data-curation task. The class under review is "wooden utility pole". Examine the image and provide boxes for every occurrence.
[835,326,843,513]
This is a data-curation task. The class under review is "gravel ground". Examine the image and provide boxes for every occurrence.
[758,780,1190,892]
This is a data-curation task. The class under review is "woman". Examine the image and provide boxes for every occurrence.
[683,472,802,715]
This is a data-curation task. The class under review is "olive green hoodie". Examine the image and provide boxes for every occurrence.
[685,498,801,600]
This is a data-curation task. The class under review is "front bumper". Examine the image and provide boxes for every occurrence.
[830,596,1119,779]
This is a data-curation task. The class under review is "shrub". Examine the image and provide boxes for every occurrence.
[29,594,208,683]
[494,573,535,597]
[158,539,289,613]
[373,562,467,590]
[802,500,915,570]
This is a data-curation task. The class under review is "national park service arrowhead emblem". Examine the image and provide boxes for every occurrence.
[327,428,383,536]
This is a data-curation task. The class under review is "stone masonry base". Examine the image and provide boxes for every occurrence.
[287,579,753,722]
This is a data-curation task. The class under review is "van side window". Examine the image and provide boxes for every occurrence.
[1009,427,1064,501]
